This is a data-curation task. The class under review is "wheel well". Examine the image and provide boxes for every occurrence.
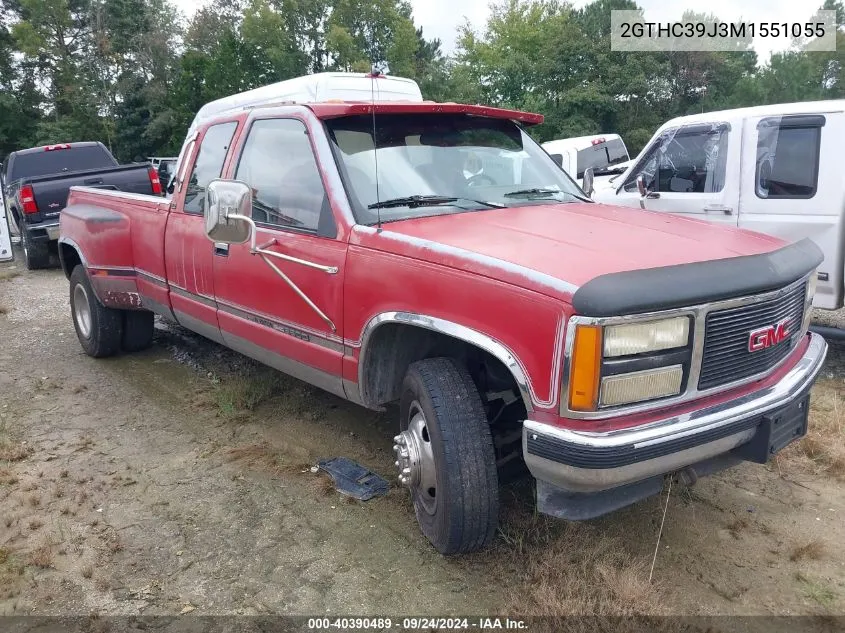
[360,323,525,409]
[361,323,530,479]
[59,242,82,279]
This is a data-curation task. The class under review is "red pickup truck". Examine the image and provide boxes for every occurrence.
[59,100,828,555]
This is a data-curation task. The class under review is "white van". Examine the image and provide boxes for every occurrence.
[590,100,845,310]
[541,134,630,185]
[170,72,423,192]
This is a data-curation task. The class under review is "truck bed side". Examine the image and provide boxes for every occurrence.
[59,187,171,313]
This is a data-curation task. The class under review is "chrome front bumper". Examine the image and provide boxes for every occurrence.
[523,333,828,494]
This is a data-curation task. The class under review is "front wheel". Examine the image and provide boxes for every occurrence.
[395,357,499,555]
[69,265,123,358]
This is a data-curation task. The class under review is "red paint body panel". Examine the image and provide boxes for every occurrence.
[356,203,786,297]
[304,102,545,125]
[58,99,806,436]
[343,242,569,408]
[215,227,347,378]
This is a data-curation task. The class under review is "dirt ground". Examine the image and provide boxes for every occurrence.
[1,256,845,628]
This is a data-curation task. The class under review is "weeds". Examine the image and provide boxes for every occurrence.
[0,468,18,485]
[0,441,31,463]
[797,572,837,608]
[0,549,25,600]
[212,370,281,419]
[0,270,20,282]
[726,517,749,539]
[790,540,825,562]
[27,544,53,568]
[492,494,666,619]
[780,379,845,479]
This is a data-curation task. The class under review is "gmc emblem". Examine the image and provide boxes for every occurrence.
[748,318,792,352]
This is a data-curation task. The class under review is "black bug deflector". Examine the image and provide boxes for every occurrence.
[572,238,823,317]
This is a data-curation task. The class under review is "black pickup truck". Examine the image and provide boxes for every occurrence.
[1,142,163,269]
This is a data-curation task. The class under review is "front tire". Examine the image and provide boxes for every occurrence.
[69,265,123,358]
[21,229,50,270]
[395,358,499,555]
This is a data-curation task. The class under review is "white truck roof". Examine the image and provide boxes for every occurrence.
[186,72,423,137]
[169,73,424,192]
[542,134,624,154]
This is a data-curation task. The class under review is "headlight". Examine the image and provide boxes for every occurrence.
[600,365,684,407]
[603,317,690,357]
[568,318,691,412]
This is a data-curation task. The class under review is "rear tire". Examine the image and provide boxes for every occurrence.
[22,229,50,270]
[122,311,155,352]
[395,357,499,555]
[69,265,123,358]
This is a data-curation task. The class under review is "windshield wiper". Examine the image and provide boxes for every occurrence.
[368,195,505,210]
[503,188,562,198]
[503,187,592,204]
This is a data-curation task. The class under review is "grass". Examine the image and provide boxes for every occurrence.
[0,269,19,282]
[480,492,667,621]
[0,439,31,462]
[797,572,837,608]
[0,549,25,600]
[210,370,282,420]
[778,378,845,480]
[26,544,53,569]
[0,468,18,485]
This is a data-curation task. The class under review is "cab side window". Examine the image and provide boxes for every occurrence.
[755,116,823,199]
[624,125,728,194]
[183,122,238,215]
[235,118,335,237]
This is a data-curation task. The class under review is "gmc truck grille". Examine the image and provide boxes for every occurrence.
[698,282,807,391]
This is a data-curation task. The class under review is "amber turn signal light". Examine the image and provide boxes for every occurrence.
[569,325,602,411]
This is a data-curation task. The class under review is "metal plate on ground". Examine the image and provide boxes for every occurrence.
[318,457,390,501]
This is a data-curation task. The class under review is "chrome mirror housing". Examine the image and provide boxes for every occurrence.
[204,179,253,244]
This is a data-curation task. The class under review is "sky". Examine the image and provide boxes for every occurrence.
[171,0,829,64]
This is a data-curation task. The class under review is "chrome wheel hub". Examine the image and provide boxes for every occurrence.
[73,283,92,339]
[393,402,437,512]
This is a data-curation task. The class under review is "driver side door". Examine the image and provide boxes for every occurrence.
[614,123,739,227]
[212,116,348,398]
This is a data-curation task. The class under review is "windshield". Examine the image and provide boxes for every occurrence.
[325,113,587,225]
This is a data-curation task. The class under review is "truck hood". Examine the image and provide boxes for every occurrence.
[351,202,785,300]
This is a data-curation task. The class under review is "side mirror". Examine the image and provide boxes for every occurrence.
[582,167,595,198]
[636,174,647,197]
[204,179,253,244]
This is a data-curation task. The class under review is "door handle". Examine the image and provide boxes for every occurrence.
[84,178,104,185]
[645,192,660,199]
[213,242,229,256]
[704,204,733,215]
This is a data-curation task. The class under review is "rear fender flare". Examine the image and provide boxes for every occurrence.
[58,237,142,310]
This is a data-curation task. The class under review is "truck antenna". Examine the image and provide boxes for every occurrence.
[370,62,386,233]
